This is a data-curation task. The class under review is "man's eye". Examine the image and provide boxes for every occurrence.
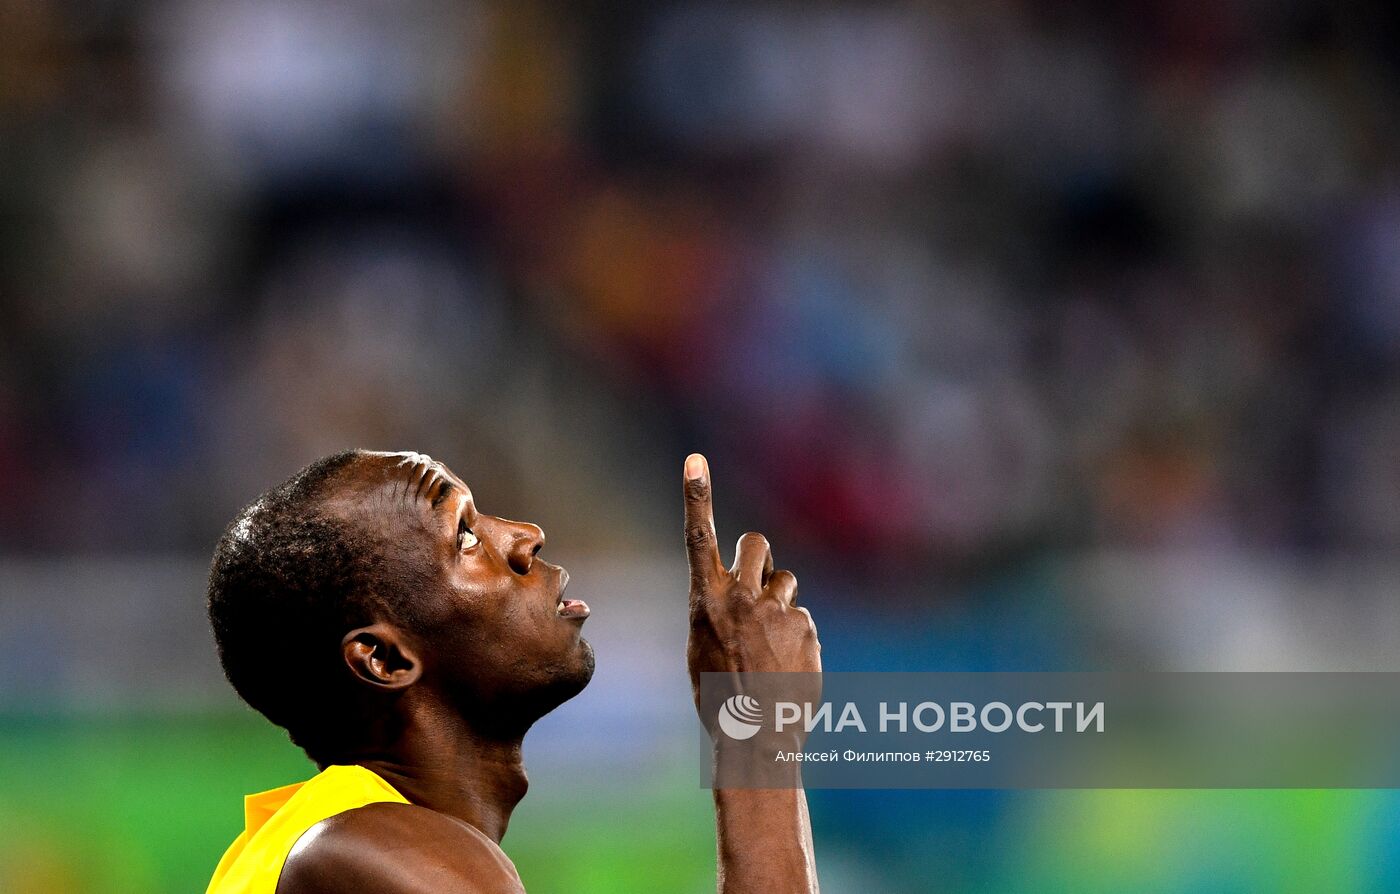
[458,521,479,550]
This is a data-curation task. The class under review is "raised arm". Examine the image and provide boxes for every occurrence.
[682,454,821,894]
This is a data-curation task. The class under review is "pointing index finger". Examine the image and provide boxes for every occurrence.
[683,453,723,592]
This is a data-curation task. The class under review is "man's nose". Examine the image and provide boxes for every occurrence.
[498,519,545,575]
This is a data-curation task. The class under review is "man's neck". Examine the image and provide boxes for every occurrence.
[349,710,529,843]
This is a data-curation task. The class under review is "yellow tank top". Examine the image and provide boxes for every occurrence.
[205,764,410,894]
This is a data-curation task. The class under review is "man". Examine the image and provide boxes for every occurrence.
[205,449,821,893]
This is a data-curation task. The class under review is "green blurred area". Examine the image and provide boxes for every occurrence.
[0,713,715,893]
[1,713,1395,893]
[0,713,312,892]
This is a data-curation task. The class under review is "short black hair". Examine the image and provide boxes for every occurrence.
[207,449,420,762]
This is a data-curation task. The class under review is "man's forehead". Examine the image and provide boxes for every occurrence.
[327,451,472,512]
[362,451,465,483]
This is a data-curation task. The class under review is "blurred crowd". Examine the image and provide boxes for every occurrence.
[3,0,1400,572]
[9,4,1400,891]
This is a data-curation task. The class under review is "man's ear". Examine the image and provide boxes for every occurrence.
[341,624,422,690]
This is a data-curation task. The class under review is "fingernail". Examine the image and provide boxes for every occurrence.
[685,453,707,481]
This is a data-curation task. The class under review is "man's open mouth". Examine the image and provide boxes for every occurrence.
[555,568,590,620]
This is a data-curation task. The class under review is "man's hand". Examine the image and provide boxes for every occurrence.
[683,453,821,711]
[683,454,822,894]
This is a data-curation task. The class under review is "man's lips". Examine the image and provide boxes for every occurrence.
[557,598,590,620]
[554,567,590,621]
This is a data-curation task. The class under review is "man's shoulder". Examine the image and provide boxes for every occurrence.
[276,801,525,894]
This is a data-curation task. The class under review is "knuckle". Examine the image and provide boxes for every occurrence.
[684,479,710,503]
[684,525,713,550]
[762,572,797,608]
[739,531,769,548]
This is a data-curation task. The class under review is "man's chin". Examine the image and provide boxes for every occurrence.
[525,639,596,717]
[556,638,596,700]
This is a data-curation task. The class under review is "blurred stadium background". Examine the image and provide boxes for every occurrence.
[5,0,1400,891]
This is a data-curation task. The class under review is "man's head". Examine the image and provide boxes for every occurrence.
[207,450,594,762]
